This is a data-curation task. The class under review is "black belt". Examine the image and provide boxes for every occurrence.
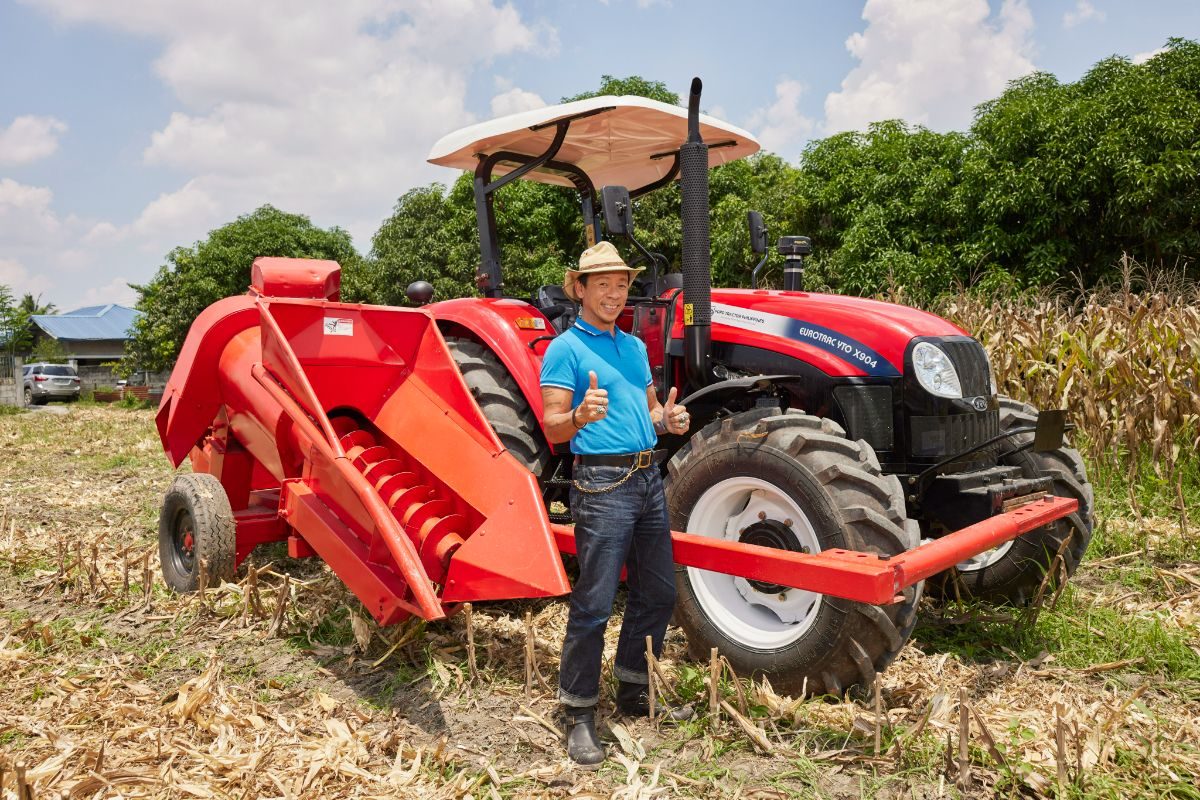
[575,449,667,469]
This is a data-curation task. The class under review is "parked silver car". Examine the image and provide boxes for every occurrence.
[23,363,81,405]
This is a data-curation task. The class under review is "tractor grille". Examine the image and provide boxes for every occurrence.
[939,339,991,397]
[910,410,999,459]
[833,385,894,451]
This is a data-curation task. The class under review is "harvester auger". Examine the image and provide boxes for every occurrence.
[156,78,1091,697]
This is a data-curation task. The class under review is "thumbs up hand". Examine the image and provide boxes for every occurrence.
[579,370,609,424]
[662,386,690,434]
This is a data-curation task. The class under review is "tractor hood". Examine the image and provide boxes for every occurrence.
[671,289,968,379]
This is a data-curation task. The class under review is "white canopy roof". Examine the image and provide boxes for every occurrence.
[427,95,760,191]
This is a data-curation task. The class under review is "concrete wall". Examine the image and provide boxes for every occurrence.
[74,364,170,391]
[0,355,23,407]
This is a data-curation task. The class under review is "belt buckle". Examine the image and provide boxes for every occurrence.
[636,450,653,470]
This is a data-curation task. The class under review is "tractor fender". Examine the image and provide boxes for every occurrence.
[426,297,554,420]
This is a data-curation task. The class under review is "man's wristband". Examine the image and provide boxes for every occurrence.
[653,417,666,435]
[572,405,586,429]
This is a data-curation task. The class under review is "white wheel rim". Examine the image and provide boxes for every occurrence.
[685,476,823,650]
[955,539,1014,572]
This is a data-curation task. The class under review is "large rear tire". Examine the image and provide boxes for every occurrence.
[446,337,550,475]
[941,397,1094,605]
[159,473,236,592]
[666,407,921,697]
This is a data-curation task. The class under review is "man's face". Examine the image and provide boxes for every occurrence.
[577,271,631,327]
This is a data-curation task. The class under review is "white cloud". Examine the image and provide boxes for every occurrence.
[0,115,68,166]
[79,276,138,307]
[82,181,223,250]
[128,182,222,242]
[1063,0,1104,28]
[0,178,62,245]
[1133,47,1167,65]
[823,0,1036,134]
[0,179,101,301]
[745,79,816,162]
[19,0,557,306]
[490,87,546,117]
[0,257,54,297]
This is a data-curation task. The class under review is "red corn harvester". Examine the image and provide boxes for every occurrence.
[155,79,1085,695]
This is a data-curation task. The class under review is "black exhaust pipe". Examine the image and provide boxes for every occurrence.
[680,77,713,389]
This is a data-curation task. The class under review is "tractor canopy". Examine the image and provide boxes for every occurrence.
[427,94,760,192]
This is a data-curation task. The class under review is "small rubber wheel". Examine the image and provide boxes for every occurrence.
[159,473,236,592]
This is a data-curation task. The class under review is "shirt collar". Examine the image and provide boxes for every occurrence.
[573,317,623,339]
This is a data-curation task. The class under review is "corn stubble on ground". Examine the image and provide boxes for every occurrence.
[0,401,1198,799]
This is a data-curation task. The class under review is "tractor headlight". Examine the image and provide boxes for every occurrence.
[912,342,962,398]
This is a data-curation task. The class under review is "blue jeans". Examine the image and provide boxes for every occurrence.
[558,464,676,708]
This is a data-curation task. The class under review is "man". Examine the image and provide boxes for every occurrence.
[540,240,692,768]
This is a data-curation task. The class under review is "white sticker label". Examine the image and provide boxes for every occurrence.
[323,317,354,336]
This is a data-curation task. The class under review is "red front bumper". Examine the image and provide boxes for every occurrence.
[553,495,1078,605]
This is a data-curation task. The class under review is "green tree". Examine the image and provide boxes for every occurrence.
[0,285,18,354]
[795,121,971,297]
[961,38,1200,286]
[367,176,581,306]
[127,205,363,372]
[561,75,679,105]
[18,293,55,316]
[0,293,58,356]
[30,336,69,364]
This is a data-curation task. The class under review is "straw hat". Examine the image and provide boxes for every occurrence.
[562,241,644,302]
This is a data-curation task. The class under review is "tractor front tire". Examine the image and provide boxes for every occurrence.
[446,336,550,475]
[941,397,1094,605]
[159,473,236,592]
[666,407,921,698]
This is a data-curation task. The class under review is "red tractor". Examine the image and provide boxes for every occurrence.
[155,79,1090,697]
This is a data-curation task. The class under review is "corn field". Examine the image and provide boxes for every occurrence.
[924,264,1199,503]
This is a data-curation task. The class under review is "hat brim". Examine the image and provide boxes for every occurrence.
[562,264,646,302]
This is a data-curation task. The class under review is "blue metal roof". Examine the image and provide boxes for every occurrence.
[31,304,141,341]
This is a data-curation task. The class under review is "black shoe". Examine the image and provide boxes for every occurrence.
[615,680,694,722]
[563,706,606,768]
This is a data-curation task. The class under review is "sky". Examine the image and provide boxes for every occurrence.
[0,0,1196,311]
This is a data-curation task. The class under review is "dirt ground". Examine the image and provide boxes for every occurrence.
[1,406,1197,799]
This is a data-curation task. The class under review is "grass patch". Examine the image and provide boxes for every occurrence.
[0,404,24,416]
[1085,440,1199,520]
[288,603,356,651]
[0,730,27,746]
[101,453,138,470]
[916,586,1200,680]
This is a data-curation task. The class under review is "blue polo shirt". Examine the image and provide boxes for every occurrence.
[540,318,657,455]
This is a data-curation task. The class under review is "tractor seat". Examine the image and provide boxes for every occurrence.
[536,285,578,334]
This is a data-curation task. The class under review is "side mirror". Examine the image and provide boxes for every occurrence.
[601,185,633,236]
[747,211,767,255]
[405,280,434,305]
